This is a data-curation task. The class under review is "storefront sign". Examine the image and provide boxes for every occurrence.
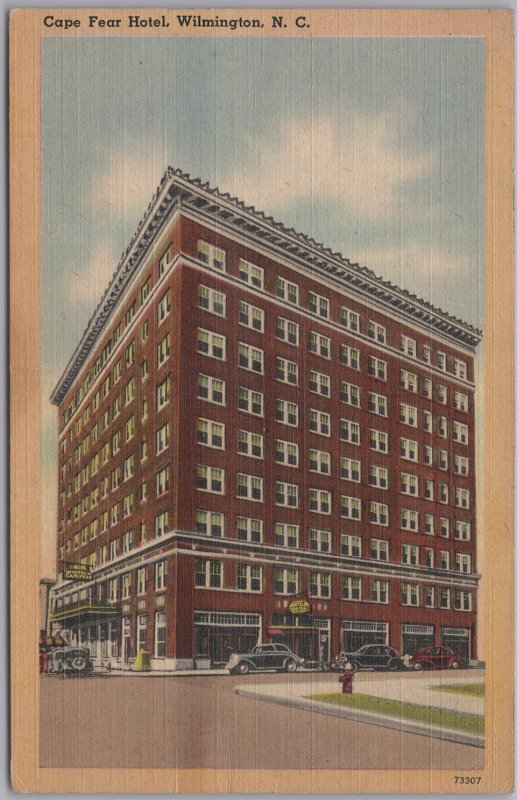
[64,563,93,582]
[288,599,311,615]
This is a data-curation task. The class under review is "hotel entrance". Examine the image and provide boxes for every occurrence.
[193,611,262,667]
[269,614,330,665]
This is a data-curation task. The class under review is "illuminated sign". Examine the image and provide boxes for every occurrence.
[64,564,93,582]
[288,599,311,615]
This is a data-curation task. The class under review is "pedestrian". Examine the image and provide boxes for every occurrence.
[402,653,411,670]
[339,661,354,694]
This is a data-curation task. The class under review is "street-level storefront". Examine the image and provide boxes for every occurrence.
[341,620,389,651]
[193,611,262,667]
[50,594,120,667]
[401,624,435,656]
[441,626,471,663]
[269,614,331,663]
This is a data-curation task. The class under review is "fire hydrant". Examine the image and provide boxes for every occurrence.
[339,662,354,694]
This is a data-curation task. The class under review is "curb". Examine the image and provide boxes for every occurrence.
[234,687,485,749]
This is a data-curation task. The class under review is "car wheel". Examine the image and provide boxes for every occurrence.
[450,660,460,669]
[237,661,250,675]
[387,659,400,671]
[413,661,423,671]
[285,659,297,673]
[71,656,87,672]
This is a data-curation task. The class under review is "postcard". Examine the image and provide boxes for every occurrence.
[9,8,514,794]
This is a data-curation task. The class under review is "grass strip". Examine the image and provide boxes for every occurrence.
[306,692,484,734]
[430,683,484,698]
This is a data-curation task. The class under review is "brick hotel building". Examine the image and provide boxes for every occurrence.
[49,168,481,670]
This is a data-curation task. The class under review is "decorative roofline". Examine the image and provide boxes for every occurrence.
[51,167,482,406]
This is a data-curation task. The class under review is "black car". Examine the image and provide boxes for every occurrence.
[227,644,304,675]
[335,644,402,673]
[48,646,94,676]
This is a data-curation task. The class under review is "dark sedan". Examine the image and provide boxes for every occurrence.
[410,646,463,671]
[227,643,304,675]
[335,644,402,673]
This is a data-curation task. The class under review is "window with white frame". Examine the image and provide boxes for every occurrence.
[238,429,263,459]
[275,523,299,548]
[275,439,299,467]
[154,611,166,657]
[439,449,448,470]
[439,481,449,504]
[309,409,330,436]
[439,588,451,609]
[309,449,331,475]
[454,359,467,380]
[437,384,447,404]
[309,331,331,358]
[401,508,419,531]
[400,335,416,357]
[370,501,389,526]
[437,416,448,438]
[455,487,470,509]
[198,285,226,316]
[439,550,450,570]
[437,351,446,371]
[308,291,329,318]
[156,422,170,454]
[455,520,471,541]
[123,493,135,518]
[340,381,361,407]
[276,317,299,346]
[238,259,264,288]
[197,328,226,360]
[197,465,225,494]
[368,392,387,417]
[400,403,417,427]
[368,356,386,380]
[309,370,330,397]
[157,290,170,324]
[371,580,389,603]
[425,587,435,607]
[400,369,418,393]
[439,516,450,538]
[309,488,331,514]
[370,538,389,561]
[423,410,433,433]
[425,514,435,535]
[137,567,146,595]
[340,307,360,332]
[400,438,418,461]
[155,561,166,590]
[155,466,169,497]
[272,568,299,595]
[155,511,169,537]
[125,378,136,405]
[340,418,360,445]
[424,478,434,500]
[453,421,469,444]
[401,583,420,606]
[309,528,331,552]
[453,391,469,412]
[454,590,472,611]
[341,534,362,557]
[109,577,119,601]
[123,454,134,482]
[370,429,388,453]
[197,418,225,449]
[369,465,388,489]
[239,301,264,332]
[198,374,226,406]
[423,377,432,399]
[341,495,362,520]
[275,481,298,507]
[340,344,360,370]
[368,321,386,343]
[276,399,298,426]
[423,345,432,363]
[237,473,263,502]
[196,510,224,537]
[340,457,361,483]
[239,387,264,417]
[236,564,262,592]
[342,576,362,600]
[238,343,263,373]
[122,530,134,553]
[401,473,418,496]
[195,559,223,588]
[276,357,298,385]
[276,277,299,305]
[309,572,331,598]
[455,553,472,574]
[236,517,263,543]
[424,547,434,567]
[197,240,225,271]
[401,544,419,566]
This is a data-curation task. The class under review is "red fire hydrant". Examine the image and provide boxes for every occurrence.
[339,664,354,694]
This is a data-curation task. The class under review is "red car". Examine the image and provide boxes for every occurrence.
[410,646,463,671]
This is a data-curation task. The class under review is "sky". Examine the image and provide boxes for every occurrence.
[41,36,485,576]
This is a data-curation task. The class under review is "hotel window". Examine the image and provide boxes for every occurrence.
[425,514,435,535]
[309,572,331,598]
[423,410,433,433]
[141,360,149,382]
[275,439,298,467]
[109,577,119,601]
[340,344,360,370]
[439,550,450,570]
[110,503,121,528]
[401,544,419,566]
[238,343,263,373]
[197,465,225,494]
[112,430,121,455]
[198,285,226,317]
[437,384,447,405]
[236,387,262,417]
[309,331,331,358]
[340,418,360,445]
[341,534,362,557]
[454,359,467,380]
[238,430,263,459]
[196,510,224,537]
[125,340,135,367]
[272,568,299,595]
[123,493,135,518]
[236,517,263,543]
[370,429,388,453]
[437,351,446,371]
[154,511,169,538]
[156,376,170,410]
[309,488,331,514]
[400,438,418,462]
[122,530,134,554]
[371,580,389,603]
[456,553,472,574]
[141,319,149,343]
[423,378,432,399]
[309,291,329,319]
[158,246,172,277]
[276,481,298,507]
[125,415,135,442]
[424,547,434,568]
[197,240,225,271]
[401,508,418,531]
[340,381,360,407]
[423,345,432,363]
[439,482,449,504]
[102,376,111,398]
[400,403,417,427]
[141,399,148,421]
[455,487,470,509]
[453,391,469,412]
[368,392,387,417]
[195,559,223,588]
[275,523,299,548]
[277,357,298,385]
[342,576,362,600]
[113,360,122,383]
[155,561,166,590]
[92,390,101,412]
[309,409,330,436]
[141,278,150,304]
[140,481,148,504]
[439,517,450,538]
[197,328,226,360]
[399,369,418,393]
[238,473,264,502]
[341,495,361,520]
[101,477,109,499]
[453,421,469,444]
[370,501,388,526]
[341,457,361,483]
[455,520,471,541]
[370,538,389,561]
[239,301,264,332]
[340,306,360,332]
[125,303,136,328]
[237,564,262,593]
[424,478,434,500]
[401,583,420,607]
[276,399,298,427]
[156,422,170,454]
[155,466,170,497]
[197,418,225,449]
[239,259,264,288]
[157,290,170,324]
[369,465,388,489]
[368,356,386,380]
[367,321,386,344]
[309,449,331,475]
[125,378,136,405]
[400,335,416,357]
[437,416,448,439]
[276,277,299,305]
[123,454,135,482]
[310,370,330,397]
[424,445,433,466]
[425,587,435,607]
[276,317,299,346]
[401,473,418,496]
[154,612,166,657]
[440,587,451,609]
[309,528,331,552]
[198,374,225,406]
[455,590,472,611]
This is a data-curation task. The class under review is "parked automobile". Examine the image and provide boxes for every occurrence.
[48,646,93,676]
[410,646,463,671]
[227,644,304,675]
[334,644,402,673]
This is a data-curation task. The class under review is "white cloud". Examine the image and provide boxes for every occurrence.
[352,242,471,282]
[66,241,118,306]
[91,140,168,216]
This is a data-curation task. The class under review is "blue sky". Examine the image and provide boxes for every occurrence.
[41,36,485,573]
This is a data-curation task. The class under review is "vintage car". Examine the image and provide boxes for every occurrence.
[334,644,402,673]
[48,646,94,676]
[410,646,463,671]
[227,643,304,675]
